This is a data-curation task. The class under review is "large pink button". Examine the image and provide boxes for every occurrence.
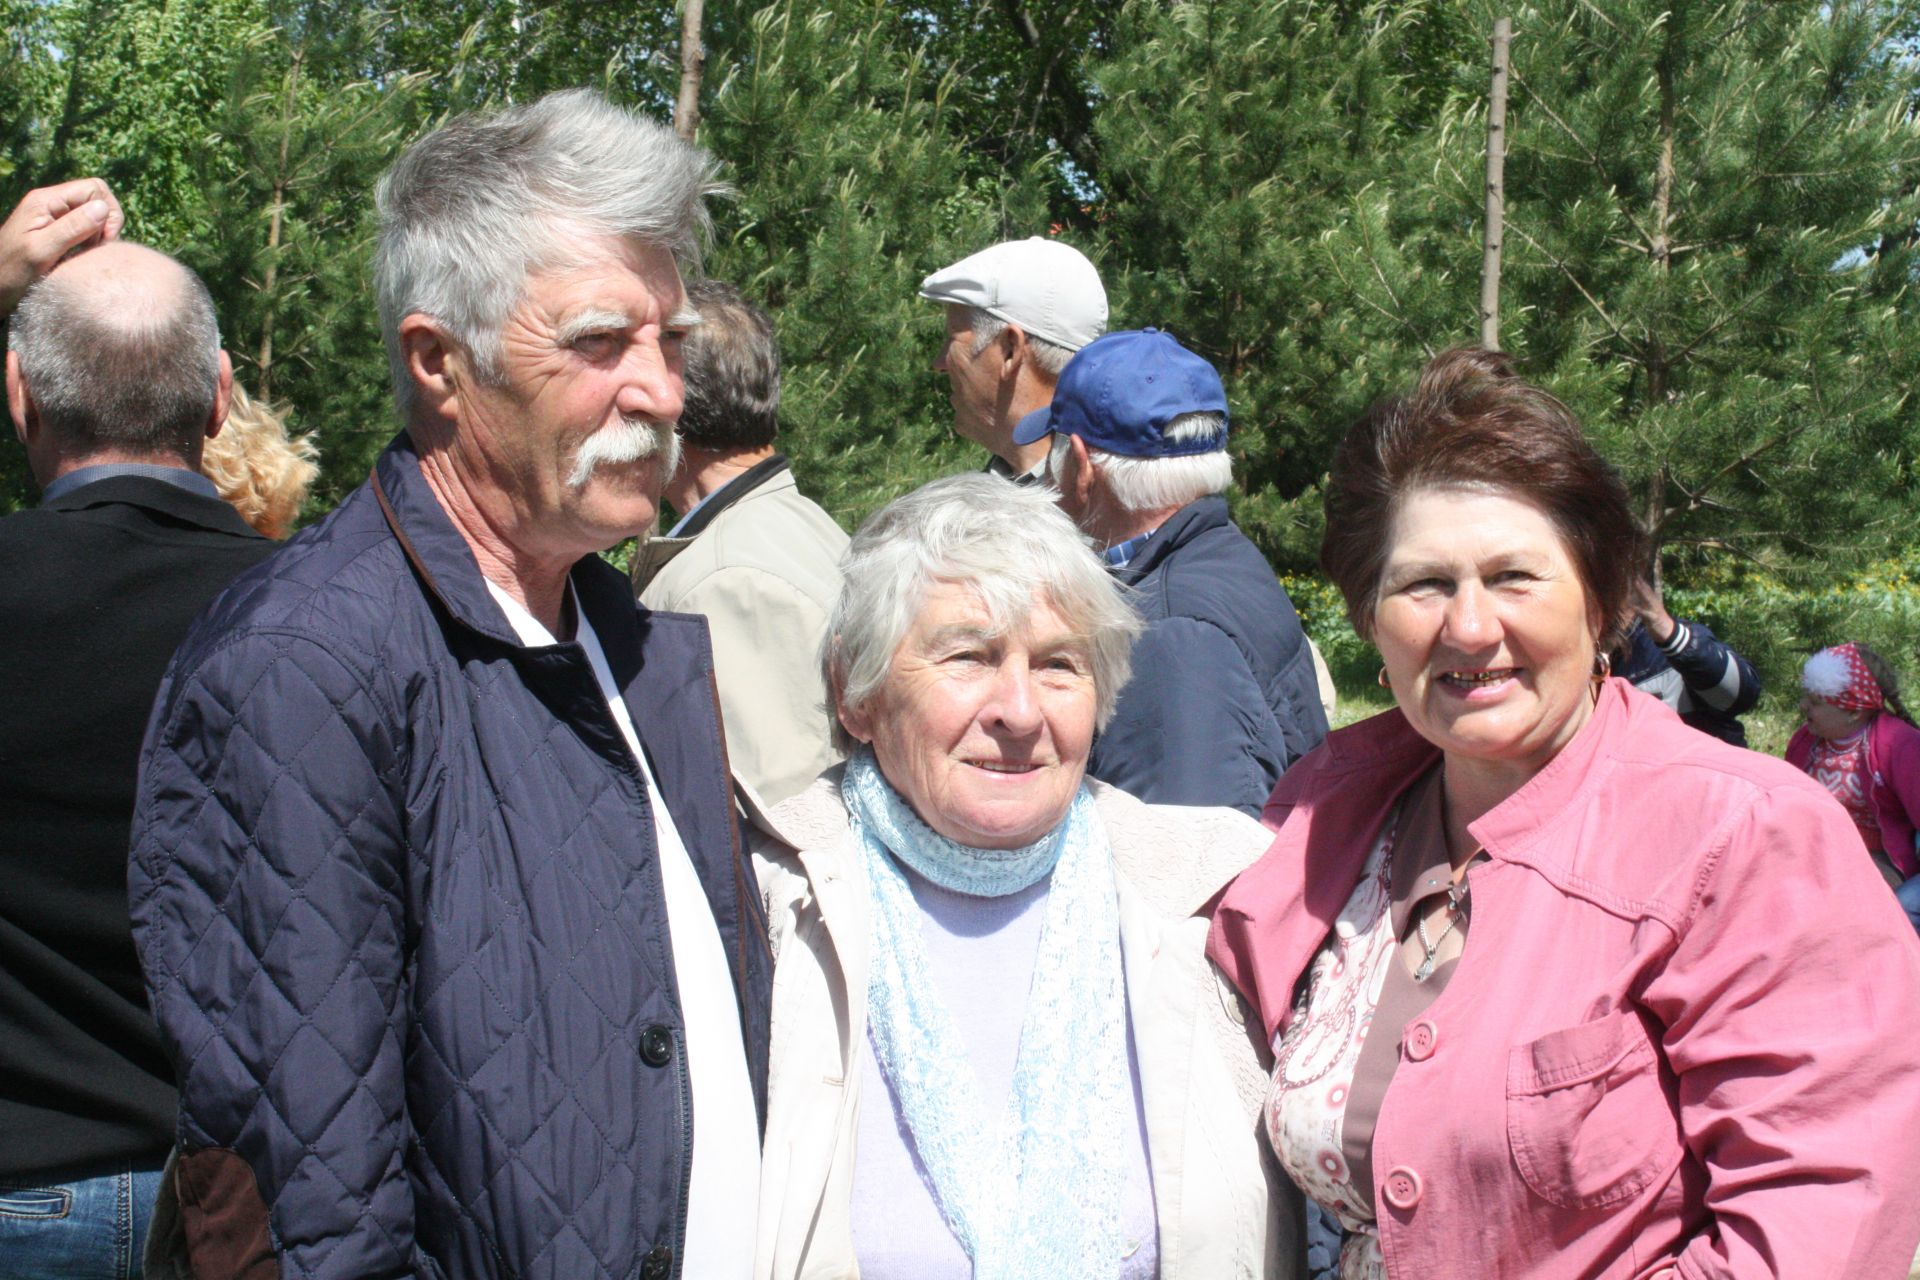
[1382,1165,1424,1210]
[1404,1019,1438,1061]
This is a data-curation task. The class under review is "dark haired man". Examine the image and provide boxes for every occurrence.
[0,197,271,1274]
[634,279,848,804]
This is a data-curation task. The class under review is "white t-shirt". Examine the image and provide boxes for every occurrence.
[487,581,759,1279]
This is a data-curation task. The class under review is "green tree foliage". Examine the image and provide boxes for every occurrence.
[1331,0,1920,581]
[1091,0,1479,564]
[697,0,1060,522]
[0,0,1915,616]
[184,9,423,512]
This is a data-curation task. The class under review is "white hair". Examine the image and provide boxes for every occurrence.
[823,474,1143,754]
[1047,412,1234,513]
[968,307,1079,378]
[375,88,723,418]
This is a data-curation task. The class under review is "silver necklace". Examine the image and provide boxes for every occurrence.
[1413,882,1468,983]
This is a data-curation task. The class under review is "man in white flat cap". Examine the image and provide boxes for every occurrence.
[919,236,1106,484]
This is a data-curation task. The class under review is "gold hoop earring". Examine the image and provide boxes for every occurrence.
[1377,666,1392,689]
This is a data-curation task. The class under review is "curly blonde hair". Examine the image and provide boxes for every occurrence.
[201,383,319,539]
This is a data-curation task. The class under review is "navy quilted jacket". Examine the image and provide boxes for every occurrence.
[1088,496,1329,818]
[130,436,773,1280]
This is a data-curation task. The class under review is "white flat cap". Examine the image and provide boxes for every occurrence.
[918,237,1108,352]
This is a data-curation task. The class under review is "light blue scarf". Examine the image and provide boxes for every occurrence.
[843,750,1129,1279]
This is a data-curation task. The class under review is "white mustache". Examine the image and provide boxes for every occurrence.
[567,418,679,489]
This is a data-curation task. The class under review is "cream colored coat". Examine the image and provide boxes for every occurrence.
[748,769,1303,1280]
[637,468,848,804]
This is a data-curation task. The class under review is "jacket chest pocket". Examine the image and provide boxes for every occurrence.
[1506,1009,1685,1209]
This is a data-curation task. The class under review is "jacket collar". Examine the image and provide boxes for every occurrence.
[632,460,795,592]
[371,432,634,650]
[1110,495,1227,584]
[42,461,219,504]
[42,472,265,541]
[670,453,790,540]
[1209,679,1643,1041]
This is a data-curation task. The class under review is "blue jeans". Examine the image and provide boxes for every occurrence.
[1897,874,1920,935]
[0,1167,163,1280]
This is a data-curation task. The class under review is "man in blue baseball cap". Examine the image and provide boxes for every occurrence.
[1017,328,1328,816]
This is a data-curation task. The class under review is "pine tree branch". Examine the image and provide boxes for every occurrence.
[1573,1,1622,36]
[1499,215,1640,357]
[1436,132,1641,360]
[1687,420,1818,504]
[1322,236,1436,359]
[1666,287,1770,367]
[1510,67,1659,252]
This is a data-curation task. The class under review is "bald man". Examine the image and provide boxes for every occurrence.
[0,211,270,1274]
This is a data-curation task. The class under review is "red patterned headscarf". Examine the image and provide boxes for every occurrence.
[1801,643,1884,713]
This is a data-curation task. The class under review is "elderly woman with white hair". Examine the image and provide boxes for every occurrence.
[748,474,1300,1280]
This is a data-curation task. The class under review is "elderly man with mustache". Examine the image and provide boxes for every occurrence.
[129,90,771,1280]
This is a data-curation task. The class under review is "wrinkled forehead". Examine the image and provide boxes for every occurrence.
[901,577,1092,654]
[514,230,693,323]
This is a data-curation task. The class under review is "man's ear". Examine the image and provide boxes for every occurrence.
[6,350,30,446]
[1068,433,1097,508]
[999,323,1028,378]
[205,350,233,440]
[399,314,461,424]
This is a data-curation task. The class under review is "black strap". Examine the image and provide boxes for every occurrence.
[674,454,790,540]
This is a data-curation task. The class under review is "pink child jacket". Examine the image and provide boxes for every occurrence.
[1208,680,1920,1279]
[1787,712,1920,879]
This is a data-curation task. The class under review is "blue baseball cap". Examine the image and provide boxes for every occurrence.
[1010,327,1230,457]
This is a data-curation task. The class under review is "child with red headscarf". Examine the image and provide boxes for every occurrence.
[1788,643,1920,931]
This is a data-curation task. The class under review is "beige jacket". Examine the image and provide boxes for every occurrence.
[748,769,1303,1280]
[636,466,848,804]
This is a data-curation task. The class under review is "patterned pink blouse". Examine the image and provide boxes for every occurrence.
[1263,817,1398,1278]
[1806,727,1880,851]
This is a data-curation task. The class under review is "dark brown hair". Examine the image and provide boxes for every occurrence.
[1855,644,1914,726]
[677,279,780,451]
[1320,347,1645,651]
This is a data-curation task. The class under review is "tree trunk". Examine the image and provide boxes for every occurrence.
[1641,17,1676,542]
[675,0,705,143]
[256,49,304,401]
[1479,17,1511,350]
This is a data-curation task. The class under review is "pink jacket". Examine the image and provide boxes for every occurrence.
[1787,713,1920,879]
[1208,680,1920,1279]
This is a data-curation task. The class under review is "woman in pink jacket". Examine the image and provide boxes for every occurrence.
[1208,348,1920,1279]
[1787,643,1920,931]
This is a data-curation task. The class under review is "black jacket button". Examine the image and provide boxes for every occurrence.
[640,1024,674,1067]
[641,1244,673,1279]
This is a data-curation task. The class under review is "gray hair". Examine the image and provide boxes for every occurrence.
[678,279,779,450]
[824,473,1143,754]
[1049,412,1234,512]
[9,249,221,459]
[375,88,723,418]
[969,307,1078,379]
